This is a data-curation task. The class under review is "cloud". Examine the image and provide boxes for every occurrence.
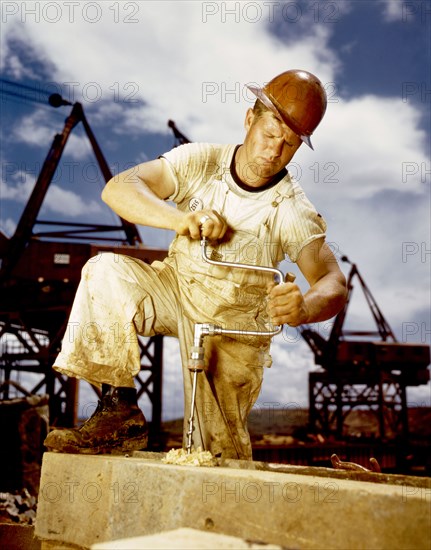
[11,109,57,148]
[1,166,102,217]
[291,94,430,201]
[42,183,102,216]
[1,2,339,141]
[0,23,56,80]
[161,337,186,421]
[0,217,17,237]
[379,0,423,23]
[258,338,314,407]
[380,0,405,22]
[9,108,97,160]
[1,167,34,201]
[3,2,428,182]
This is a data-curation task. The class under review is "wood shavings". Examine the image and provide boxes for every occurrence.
[162,447,217,467]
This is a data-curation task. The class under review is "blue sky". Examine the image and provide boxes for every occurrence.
[1,0,430,420]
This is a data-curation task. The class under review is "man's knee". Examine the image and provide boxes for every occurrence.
[82,252,125,278]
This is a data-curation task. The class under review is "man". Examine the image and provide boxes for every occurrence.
[44,70,347,460]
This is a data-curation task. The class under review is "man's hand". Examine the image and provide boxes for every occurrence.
[177,210,228,240]
[267,281,309,327]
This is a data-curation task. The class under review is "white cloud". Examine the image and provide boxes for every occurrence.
[4,2,428,188]
[292,94,430,201]
[0,217,17,237]
[4,52,37,80]
[379,0,426,24]
[10,108,96,160]
[161,337,185,421]
[42,184,102,216]
[407,385,431,408]
[1,166,102,217]
[380,0,406,22]
[1,167,34,201]
[11,110,56,149]
[258,338,314,408]
[1,2,339,142]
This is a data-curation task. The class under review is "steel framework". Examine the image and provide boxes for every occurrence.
[302,257,430,441]
[0,96,167,438]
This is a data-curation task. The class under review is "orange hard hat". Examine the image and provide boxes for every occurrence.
[247,70,327,150]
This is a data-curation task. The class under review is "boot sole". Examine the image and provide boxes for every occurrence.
[45,433,148,455]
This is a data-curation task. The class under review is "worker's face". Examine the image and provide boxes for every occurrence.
[240,109,302,185]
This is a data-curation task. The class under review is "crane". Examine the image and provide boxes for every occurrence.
[0,92,167,436]
[301,256,430,441]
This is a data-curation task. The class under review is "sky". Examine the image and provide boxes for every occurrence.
[0,0,430,422]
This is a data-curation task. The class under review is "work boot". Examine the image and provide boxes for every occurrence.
[44,384,148,454]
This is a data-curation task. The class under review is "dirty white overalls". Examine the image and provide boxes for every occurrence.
[54,143,326,460]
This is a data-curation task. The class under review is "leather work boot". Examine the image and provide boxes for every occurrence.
[44,385,148,454]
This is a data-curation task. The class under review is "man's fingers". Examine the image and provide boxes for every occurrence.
[268,281,296,298]
[197,210,227,239]
[200,216,215,238]
[211,210,228,238]
[267,281,305,326]
[189,216,204,239]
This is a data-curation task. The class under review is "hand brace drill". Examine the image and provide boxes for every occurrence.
[186,237,295,454]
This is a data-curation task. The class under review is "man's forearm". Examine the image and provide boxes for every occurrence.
[303,273,347,324]
[102,175,182,231]
[102,168,228,241]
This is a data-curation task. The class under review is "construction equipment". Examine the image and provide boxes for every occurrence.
[301,255,430,441]
[331,453,381,473]
[186,236,295,453]
[168,119,191,146]
[0,95,167,435]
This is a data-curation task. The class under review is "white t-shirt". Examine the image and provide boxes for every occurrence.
[161,142,326,330]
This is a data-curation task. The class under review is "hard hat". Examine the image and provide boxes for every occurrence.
[247,70,327,150]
